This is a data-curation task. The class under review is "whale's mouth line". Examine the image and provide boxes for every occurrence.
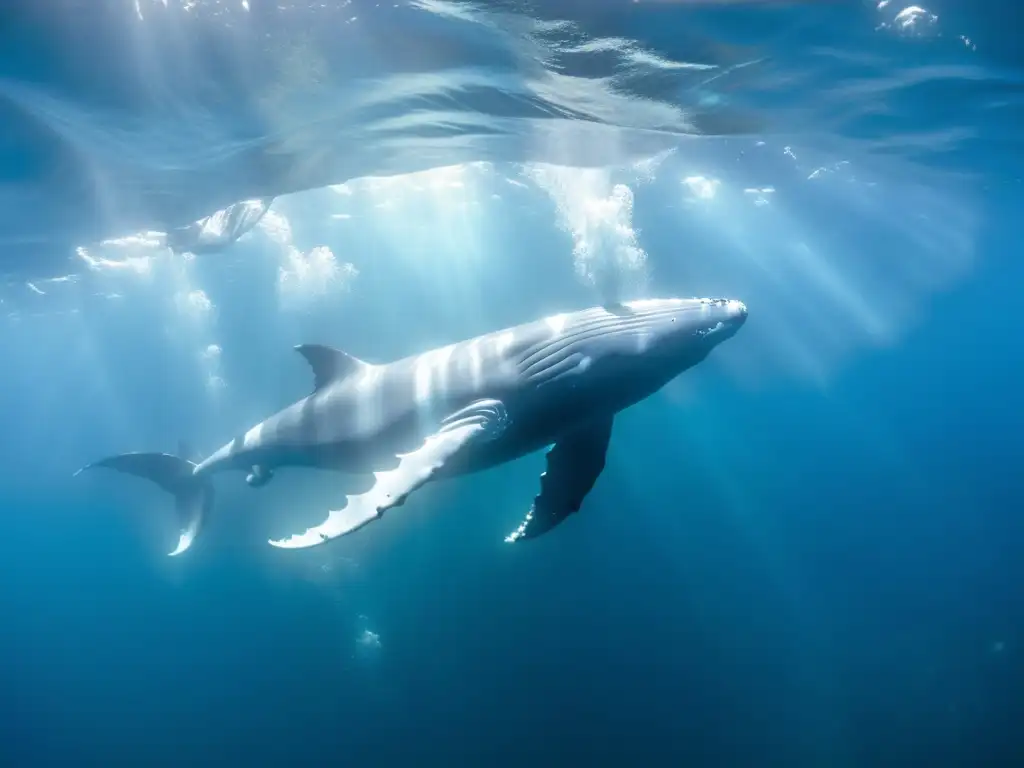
[697,321,726,340]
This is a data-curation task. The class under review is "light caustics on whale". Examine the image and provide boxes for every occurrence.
[76,297,747,556]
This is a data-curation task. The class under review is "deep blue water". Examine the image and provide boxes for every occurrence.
[2,1,1023,765]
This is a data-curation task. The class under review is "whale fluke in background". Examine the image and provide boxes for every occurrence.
[165,197,275,256]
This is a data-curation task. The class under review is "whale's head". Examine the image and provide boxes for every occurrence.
[573,297,748,390]
[620,297,748,361]
[522,297,747,406]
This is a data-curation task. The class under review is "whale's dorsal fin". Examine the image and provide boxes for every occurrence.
[295,344,367,391]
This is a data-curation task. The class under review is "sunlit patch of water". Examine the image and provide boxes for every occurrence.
[524,161,655,303]
[255,208,361,309]
[354,615,383,661]
[875,3,940,37]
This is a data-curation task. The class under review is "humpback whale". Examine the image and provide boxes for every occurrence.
[77,297,747,555]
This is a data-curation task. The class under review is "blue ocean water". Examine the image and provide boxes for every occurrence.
[2,0,1022,765]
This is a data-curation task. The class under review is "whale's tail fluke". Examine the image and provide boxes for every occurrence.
[74,446,213,557]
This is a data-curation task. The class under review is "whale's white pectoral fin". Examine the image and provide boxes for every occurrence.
[505,416,613,543]
[267,432,471,549]
[269,399,509,549]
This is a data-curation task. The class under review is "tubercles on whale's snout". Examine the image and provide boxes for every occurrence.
[725,299,747,322]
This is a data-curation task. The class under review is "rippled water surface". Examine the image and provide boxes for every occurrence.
[2,1,1018,269]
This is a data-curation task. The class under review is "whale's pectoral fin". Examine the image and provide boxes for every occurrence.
[505,416,613,543]
[268,399,509,549]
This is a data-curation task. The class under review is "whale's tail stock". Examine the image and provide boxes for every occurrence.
[74,442,213,556]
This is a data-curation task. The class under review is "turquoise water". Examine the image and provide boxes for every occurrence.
[1,1,1022,765]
